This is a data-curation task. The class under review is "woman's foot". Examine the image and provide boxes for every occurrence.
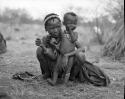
[43,73,50,79]
[66,81,78,87]
[47,78,56,86]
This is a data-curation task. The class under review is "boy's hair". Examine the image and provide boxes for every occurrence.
[44,13,61,30]
[63,12,78,22]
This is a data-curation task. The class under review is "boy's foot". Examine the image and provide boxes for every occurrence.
[47,78,56,86]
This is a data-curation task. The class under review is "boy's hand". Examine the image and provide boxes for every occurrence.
[35,38,47,52]
[35,38,42,46]
[67,24,76,32]
[67,25,73,33]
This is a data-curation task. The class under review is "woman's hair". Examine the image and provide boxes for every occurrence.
[44,13,61,30]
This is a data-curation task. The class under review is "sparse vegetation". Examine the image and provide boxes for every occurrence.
[103,0,124,60]
[0,32,7,54]
[0,8,42,25]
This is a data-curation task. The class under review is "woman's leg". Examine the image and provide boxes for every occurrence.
[69,51,86,82]
[75,51,86,64]
[36,47,52,79]
[69,57,80,81]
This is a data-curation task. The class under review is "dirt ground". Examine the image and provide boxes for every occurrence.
[0,24,124,99]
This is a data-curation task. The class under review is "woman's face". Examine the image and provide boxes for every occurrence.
[46,18,61,37]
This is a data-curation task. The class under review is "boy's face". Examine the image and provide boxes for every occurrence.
[63,14,77,31]
[46,18,61,38]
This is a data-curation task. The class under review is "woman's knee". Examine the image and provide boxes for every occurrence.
[76,52,86,62]
[36,47,44,59]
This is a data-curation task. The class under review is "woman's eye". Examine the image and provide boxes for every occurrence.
[57,27,60,29]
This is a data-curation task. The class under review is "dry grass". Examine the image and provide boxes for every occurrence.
[103,21,125,60]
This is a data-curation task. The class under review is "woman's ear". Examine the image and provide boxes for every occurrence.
[45,26,48,32]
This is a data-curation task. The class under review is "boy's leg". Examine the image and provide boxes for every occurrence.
[65,57,74,82]
[69,62,80,81]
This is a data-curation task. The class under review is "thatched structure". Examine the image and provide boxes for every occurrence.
[103,18,124,60]
[0,32,7,54]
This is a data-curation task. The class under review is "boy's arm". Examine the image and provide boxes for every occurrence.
[65,32,85,57]
[64,41,85,57]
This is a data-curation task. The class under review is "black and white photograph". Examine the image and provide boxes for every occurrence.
[0,0,124,99]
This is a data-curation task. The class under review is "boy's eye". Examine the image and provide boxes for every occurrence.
[65,20,77,24]
[66,24,76,27]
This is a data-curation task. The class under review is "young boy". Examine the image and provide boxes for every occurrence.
[62,12,110,86]
[62,12,86,83]
[65,12,110,86]
[47,12,85,86]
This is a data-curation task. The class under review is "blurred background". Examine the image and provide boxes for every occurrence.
[0,0,124,60]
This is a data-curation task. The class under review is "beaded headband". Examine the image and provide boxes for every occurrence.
[44,14,60,25]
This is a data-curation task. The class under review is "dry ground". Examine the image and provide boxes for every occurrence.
[0,23,124,99]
